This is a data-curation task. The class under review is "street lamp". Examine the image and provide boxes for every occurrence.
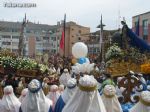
[96,15,106,73]
[96,22,105,62]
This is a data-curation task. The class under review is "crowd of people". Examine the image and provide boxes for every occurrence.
[0,67,149,112]
[0,54,150,112]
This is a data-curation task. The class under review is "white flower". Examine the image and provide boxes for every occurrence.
[105,44,123,60]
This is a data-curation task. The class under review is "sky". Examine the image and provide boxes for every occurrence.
[0,0,149,31]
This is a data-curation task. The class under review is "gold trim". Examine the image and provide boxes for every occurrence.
[140,97,150,106]
[79,84,97,92]
[103,92,115,98]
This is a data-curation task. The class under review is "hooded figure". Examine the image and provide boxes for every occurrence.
[130,91,150,112]
[102,85,123,112]
[59,69,71,86]
[42,77,50,95]
[62,75,106,112]
[54,78,77,112]
[0,85,21,112]
[20,79,53,112]
[58,85,65,94]
[19,88,28,103]
[46,85,60,111]
[49,65,56,74]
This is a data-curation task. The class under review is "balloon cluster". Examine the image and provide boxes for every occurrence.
[72,42,89,64]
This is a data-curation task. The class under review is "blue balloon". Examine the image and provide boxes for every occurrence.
[78,57,86,64]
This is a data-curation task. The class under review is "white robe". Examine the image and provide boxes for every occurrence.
[130,102,150,112]
[46,91,60,110]
[0,91,21,112]
[21,89,52,112]
[102,94,123,112]
[61,87,77,103]
[62,88,106,112]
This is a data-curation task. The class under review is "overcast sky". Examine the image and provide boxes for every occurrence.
[0,0,149,31]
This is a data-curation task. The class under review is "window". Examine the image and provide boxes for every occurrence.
[52,37,56,41]
[43,50,49,53]
[43,36,49,40]
[53,37,56,41]
[143,19,148,36]
[79,30,82,34]
[12,36,19,39]
[2,42,11,45]
[26,30,31,33]
[12,42,18,46]
[12,29,18,32]
[4,28,11,32]
[36,36,41,41]
[2,35,11,39]
[93,48,97,53]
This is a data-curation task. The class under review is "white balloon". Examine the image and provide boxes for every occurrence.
[85,58,90,64]
[72,42,88,58]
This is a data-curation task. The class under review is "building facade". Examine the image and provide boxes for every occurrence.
[132,11,150,43]
[51,21,90,56]
[0,21,90,57]
[85,30,116,58]
[0,21,57,56]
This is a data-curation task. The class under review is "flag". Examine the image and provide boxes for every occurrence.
[59,31,65,50]
[59,14,66,56]
[135,17,140,36]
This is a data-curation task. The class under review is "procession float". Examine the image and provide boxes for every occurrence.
[106,21,150,77]
[103,22,150,111]
[0,49,49,78]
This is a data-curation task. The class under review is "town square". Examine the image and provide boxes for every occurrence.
[0,0,149,112]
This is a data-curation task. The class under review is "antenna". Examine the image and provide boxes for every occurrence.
[118,5,121,30]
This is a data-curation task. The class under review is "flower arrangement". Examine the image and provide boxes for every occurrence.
[0,50,49,75]
[105,44,123,61]
[105,46,146,76]
[38,64,49,73]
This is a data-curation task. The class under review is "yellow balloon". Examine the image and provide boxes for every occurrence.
[72,58,77,64]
